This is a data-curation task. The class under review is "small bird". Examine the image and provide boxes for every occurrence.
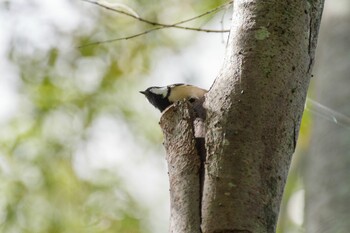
[140,84,207,112]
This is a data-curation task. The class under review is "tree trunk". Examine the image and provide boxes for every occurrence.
[161,0,325,232]
[201,0,324,232]
[160,102,202,233]
[305,1,350,232]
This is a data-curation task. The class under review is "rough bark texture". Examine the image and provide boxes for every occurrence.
[160,102,202,233]
[305,1,350,232]
[201,0,324,232]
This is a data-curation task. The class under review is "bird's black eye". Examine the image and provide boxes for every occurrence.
[189,98,196,103]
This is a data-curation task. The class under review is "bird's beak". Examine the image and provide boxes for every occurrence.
[139,91,146,95]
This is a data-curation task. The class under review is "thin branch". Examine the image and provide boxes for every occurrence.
[219,4,229,43]
[78,0,231,48]
[81,0,232,32]
[78,27,161,48]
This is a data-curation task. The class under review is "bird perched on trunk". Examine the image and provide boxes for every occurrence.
[141,84,208,198]
[140,83,207,113]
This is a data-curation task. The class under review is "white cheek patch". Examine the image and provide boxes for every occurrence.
[150,87,168,97]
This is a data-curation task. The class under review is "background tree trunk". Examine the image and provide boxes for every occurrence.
[305,0,350,232]
[201,0,324,232]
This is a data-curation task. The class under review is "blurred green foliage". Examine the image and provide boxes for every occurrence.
[0,0,228,232]
[0,0,320,232]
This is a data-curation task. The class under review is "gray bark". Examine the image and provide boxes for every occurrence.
[305,1,350,232]
[202,0,324,232]
[160,0,325,232]
[160,102,202,233]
